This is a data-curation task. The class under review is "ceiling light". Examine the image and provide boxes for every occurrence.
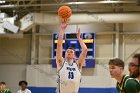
[0,0,5,4]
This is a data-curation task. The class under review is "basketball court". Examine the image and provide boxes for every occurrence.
[0,0,140,93]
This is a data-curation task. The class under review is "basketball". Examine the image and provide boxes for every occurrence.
[58,6,72,19]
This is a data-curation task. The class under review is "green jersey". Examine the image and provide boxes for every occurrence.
[134,78,140,93]
[116,75,139,93]
[0,89,12,93]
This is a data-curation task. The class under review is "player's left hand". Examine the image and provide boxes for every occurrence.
[76,28,81,39]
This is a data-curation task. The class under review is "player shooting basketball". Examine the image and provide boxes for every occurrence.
[56,6,88,93]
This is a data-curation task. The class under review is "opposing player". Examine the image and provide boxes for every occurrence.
[56,21,88,93]
[128,53,140,92]
[109,58,139,93]
[0,82,12,93]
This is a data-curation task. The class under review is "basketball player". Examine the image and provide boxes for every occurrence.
[0,82,12,93]
[109,58,139,93]
[17,81,31,93]
[56,21,88,93]
[129,53,140,92]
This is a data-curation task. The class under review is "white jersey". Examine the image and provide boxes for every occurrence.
[56,61,81,93]
[17,89,31,93]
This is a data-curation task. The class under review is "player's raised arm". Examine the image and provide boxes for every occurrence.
[56,22,67,67]
[76,28,88,71]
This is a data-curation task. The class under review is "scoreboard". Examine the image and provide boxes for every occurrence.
[52,33,95,68]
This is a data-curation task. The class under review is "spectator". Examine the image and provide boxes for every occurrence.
[17,81,31,93]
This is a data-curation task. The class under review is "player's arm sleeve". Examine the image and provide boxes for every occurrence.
[125,80,138,93]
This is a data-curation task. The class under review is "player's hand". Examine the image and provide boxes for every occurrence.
[76,28,81,39]
[61,17,69,23]
[60,21,67,30]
